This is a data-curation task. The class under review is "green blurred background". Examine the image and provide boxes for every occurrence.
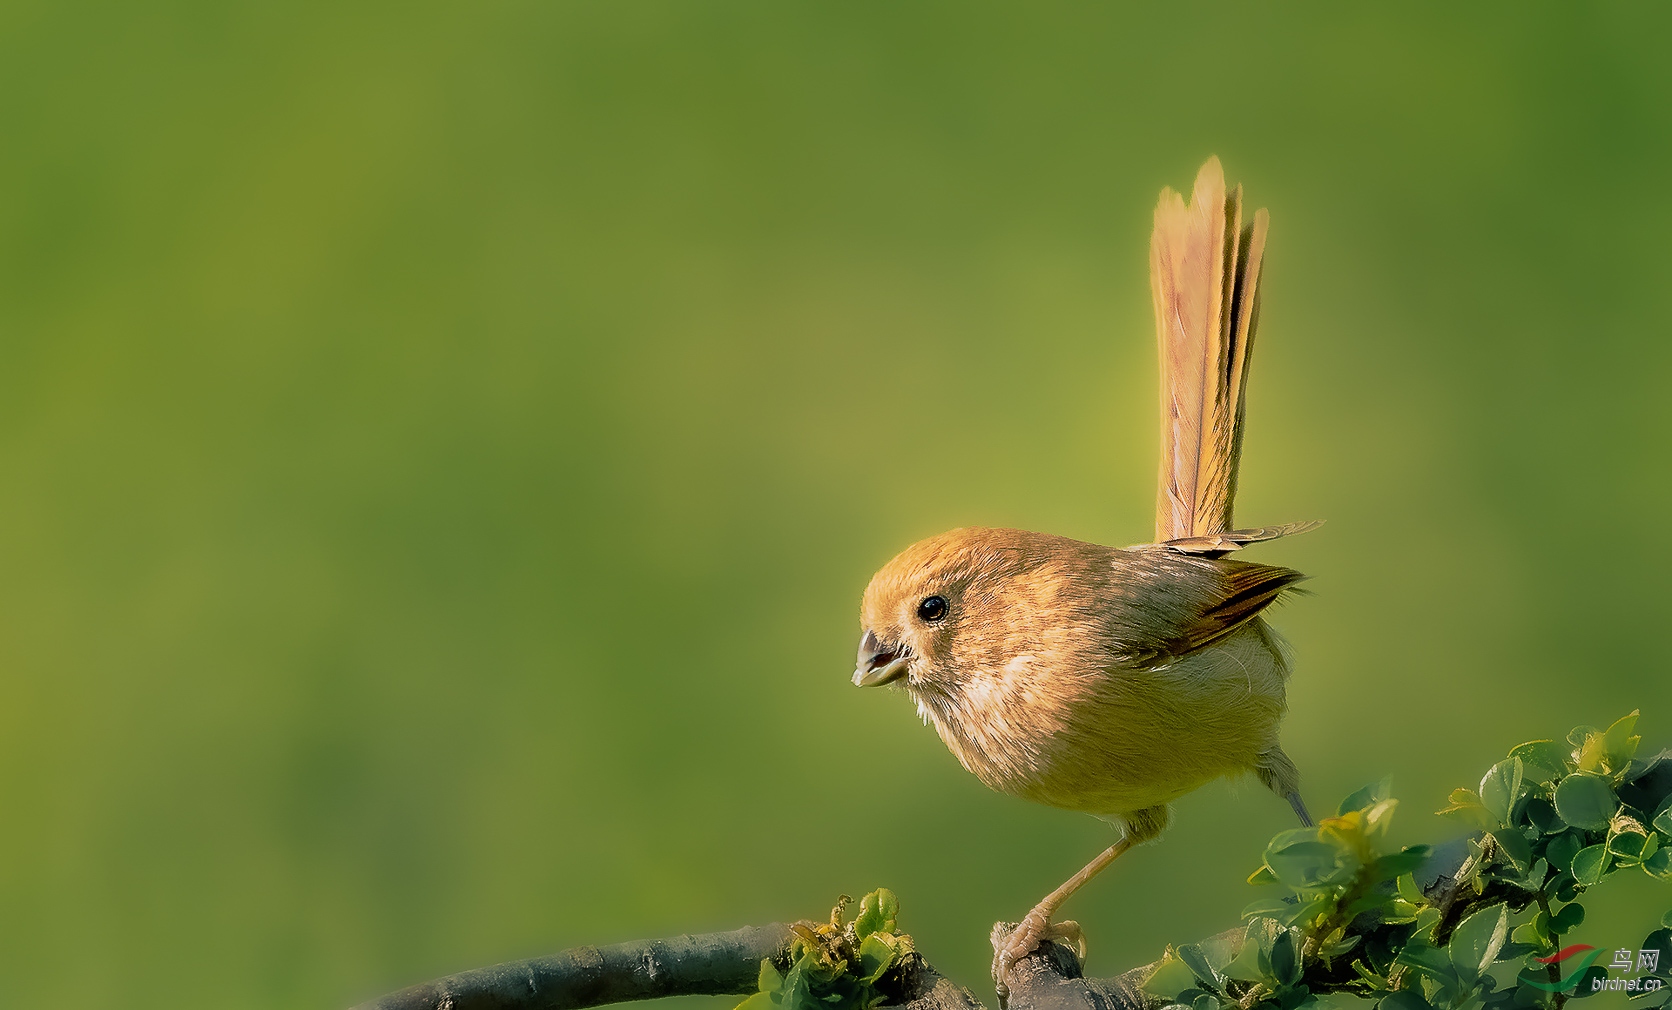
[3,4,1671,1007]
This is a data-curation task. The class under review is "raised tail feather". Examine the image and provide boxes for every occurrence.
[1151,157,1310,553]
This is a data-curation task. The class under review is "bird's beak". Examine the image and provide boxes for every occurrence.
[853,629,910,687]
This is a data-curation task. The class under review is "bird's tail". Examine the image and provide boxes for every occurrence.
[1150,156,1269,545]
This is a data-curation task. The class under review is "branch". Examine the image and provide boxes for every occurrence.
[348,836,1475,1010]
[990,939,1155,1010]
[353,924,796,1010]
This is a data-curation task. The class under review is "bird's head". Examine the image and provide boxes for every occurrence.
[853,527,1042,693]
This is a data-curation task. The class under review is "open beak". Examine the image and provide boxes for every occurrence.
[853,629,910,687]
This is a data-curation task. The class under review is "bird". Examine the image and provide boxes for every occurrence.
[849,157,1318,1001]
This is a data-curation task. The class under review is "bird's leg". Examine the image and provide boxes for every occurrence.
[1256,747,1312,826]
[1286,791,1313,827]
[991,833,1137,1005]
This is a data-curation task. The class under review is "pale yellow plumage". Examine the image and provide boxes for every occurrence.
[859,527,1297,819]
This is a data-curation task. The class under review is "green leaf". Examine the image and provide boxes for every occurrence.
[1644,847,1672,880]
[1531,909,1555,943]
[1383,898,1421,924]
[1380,990,1434,1010]
[735,991,775,1010]
[1192,992,1220,1010]
[1600,710,1641,770]
[1662,910,1672,930]
[1266,840,1344,889]
[1491,828,1532,870]
[1608,828,1652,865]
[1576,733,1607,774]
[1396,938,1455,979]
[1339,777,1394,817]
[1375,846,1431,880]
[1450,903,1508,982]
[1270,928,1301,985]
[1438,788,1494,829]
[1524,798,1562,833]
[1284,893,1335,929]
[1222,921,1274,984]
[1639,928,1672,974]
[1567,725,1598,748]
[1298,993,1375,1010]
[1363,797,1400,838]
[857,934,898,983]
[852,889,898,940]
[1551,902,1585,934]
[1266,826,1321,850]
[1177,944,1223,992]
[1248,864,1278,886]
[1481,759,1525,824]
[1571,965,1608,1002]
[1571,844,1610,885]
[1510,741,1573,783]
[1495,943,1536,967]
[1397,873,1426,905]
[1146,951,1204,1000]
[1510,920,1548,950]
[779,961,811,1010]
[1553,773,1617,831]
[1652,800,1672,838]
[1242,897,1293,920]
[1545,831,1582,874]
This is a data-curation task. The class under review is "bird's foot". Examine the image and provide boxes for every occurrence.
[990,913,1085,1006]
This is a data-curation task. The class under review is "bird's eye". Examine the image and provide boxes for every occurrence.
[916,595,948,623]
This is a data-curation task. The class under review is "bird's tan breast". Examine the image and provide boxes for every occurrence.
[914,620,1290,817]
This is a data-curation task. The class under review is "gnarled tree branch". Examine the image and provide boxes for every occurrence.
[348,836,1474,1010]
[355,924,797,1010]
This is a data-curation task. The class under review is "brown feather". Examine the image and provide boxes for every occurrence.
[1162,519,1324,557]
[1172,558,1307,654]
[1194,181,1240,537]
[1151,158,1272,542]
[1224,208,1269,516]
[1151,159,1224,541]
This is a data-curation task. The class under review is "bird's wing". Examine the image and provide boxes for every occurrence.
[1109,551,1306,666]
[1150,157,1270,543]
[1168,559,1306,654]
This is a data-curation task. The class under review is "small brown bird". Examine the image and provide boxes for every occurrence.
[851,158,1318,998]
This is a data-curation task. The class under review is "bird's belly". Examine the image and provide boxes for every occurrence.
[927,621,1291,817]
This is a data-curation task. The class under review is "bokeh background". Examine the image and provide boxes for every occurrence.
[3,4,1671,1008]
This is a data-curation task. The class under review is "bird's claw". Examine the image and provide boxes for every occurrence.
[991,913,1086,1006]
